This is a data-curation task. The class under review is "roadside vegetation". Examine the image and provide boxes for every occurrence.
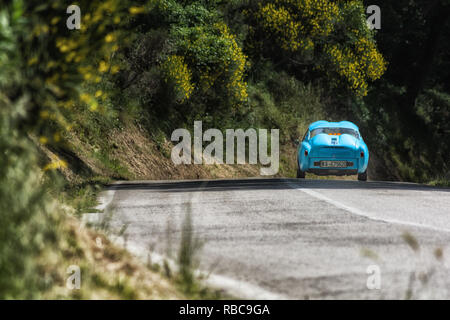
[0,0,448,298]
[362,232,446,299]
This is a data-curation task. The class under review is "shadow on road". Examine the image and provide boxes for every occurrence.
[106,178,450,193]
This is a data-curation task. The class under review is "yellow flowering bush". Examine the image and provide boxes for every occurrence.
[20,0,146,144]
[162,55,195,102]
[324,37,386,96]
[251,0,386,96]
[257,0,339,52]
[210,23,248,102]
[145,0,249,106]
[168,22,249,105]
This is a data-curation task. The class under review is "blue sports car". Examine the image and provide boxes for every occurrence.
[297,121,369,181]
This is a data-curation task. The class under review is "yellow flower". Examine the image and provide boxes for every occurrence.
[40,110,49,119]
[105,33,115,43]
[53,133,61,142]
[39,136,48,145]
[80,93,90,103]
[129,6,145,14]
[110,65,120,74]
[43,159,67,171]
[51,17,60,25]
[28,56,38,65]
[59,45,69,53]
[95,90,103,97]
[98,61,108,73]
[89,100,98,111]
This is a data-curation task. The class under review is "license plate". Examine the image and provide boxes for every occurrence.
[320,161,347,168]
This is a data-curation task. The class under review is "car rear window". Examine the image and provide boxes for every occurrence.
[310,127,359,139]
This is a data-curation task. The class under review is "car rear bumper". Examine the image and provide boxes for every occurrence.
[309,157,358,168]
[304,157,360,175]
[307,168,358,176]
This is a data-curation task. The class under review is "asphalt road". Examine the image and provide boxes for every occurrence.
[99,178,450,299]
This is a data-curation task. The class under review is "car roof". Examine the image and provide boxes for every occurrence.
[308,120,359,131]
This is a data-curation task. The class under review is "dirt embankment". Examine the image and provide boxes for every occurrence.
[41,123,266,183]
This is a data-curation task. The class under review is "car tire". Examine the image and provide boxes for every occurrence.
[358,170,367,181]
[297,167,305,179]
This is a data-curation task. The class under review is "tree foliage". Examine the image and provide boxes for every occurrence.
[246,0,386,96]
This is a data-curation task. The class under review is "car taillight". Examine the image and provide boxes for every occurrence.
[304,150,308,156]
[360,151,364,158]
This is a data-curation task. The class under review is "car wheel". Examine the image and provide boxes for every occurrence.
[297,167,305,179]
[358,170,367,181]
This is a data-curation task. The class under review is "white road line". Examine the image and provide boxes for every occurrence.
[95,188,117,211]
[123,239,289,300]
[205,274,290,300]
[286,180,450,234]
[81,185,117,228]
